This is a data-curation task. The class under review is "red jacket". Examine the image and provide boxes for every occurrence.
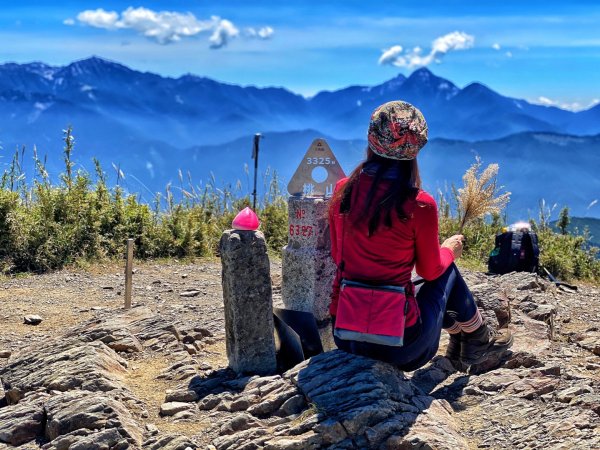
[329,174,454,323]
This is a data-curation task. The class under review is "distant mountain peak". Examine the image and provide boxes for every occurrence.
[463,82,494,93]
[402,67,459,100]
[411,67,434,76]
[407,67,444,84]
[390,72,408,81]
[64,56,132,76]
[76,56,121,66]
[377,72,407,92]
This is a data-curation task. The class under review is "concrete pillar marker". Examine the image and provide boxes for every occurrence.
[282,138,346,351]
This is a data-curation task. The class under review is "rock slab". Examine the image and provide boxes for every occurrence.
[44,390,143,446]
[0,339,128,405]
[0,394,47,445]
[201,350,468,450]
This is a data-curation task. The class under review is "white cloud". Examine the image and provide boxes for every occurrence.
[258,26,274,39]
[378,45,403,65]
[505,51,513,58]
[492,43,501,50]
[432,31,474,53]
[537,96,554,106]
[63,18,75,26]
[118,7,216,44]
[379,31,474,68]
[72,7,271,48]
[77,8,119,29]
[245,26,274,40]
[534,96,600,112]
[209,19,239,49]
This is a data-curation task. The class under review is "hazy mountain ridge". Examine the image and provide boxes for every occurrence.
[551,217,600,248]
[1,56,599,219]
[1,56,598,149]
[180,130,600,220]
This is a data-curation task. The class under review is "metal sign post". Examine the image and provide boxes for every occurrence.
[251,133,262,210]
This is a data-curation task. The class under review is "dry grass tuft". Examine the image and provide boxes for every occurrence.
[457,157,510,231]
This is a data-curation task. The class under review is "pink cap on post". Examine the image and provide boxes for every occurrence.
[232,207,260,231]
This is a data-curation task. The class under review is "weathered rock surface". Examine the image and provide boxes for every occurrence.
[41,427,130,450]
[44,391,142,445]
[187,350,468,450]
[0,393,48,445]
[445,271,600,449]
[63,306,183,353]
[143,433,197,450]
[0,265,598,450]
[159,401,196,417]
[0,339,128,405]
[0,308,190,449]
[578,332,600,356]
[168,270,596,450]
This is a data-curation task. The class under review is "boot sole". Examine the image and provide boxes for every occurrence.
[460,334,514,366]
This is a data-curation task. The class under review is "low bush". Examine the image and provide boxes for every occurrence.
[0,128,288,273]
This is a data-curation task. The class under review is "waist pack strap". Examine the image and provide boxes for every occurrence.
[341,279,405,293]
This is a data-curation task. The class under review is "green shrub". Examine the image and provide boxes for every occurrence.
[0,128,289,273]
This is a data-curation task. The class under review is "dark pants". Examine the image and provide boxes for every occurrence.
[333,263,479,371]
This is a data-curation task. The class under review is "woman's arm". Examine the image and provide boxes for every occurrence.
[414,193,455,281]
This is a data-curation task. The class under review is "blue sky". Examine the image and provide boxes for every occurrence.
[1,0,599,110]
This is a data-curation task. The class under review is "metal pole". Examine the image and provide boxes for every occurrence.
[124,238,134,309]
[252,133,262,210]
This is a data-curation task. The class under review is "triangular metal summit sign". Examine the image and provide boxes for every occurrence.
[287,139,346,197]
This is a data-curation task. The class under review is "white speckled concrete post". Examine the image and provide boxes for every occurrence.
[282,197,336,350]
[220,229,277,375]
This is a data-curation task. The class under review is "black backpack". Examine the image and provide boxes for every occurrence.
[488,230,540,275]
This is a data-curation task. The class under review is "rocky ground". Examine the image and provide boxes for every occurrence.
[0,259,598,449]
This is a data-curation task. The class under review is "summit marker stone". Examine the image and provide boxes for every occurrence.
[282,138,346,350]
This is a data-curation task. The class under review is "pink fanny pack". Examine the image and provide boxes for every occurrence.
[334,279,409,347]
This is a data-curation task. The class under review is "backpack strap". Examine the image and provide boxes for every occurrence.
[529,232,540,258]
[541,266,578,291]
[509,231,523,270]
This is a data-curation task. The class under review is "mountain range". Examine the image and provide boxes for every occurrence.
[0,56,599,219]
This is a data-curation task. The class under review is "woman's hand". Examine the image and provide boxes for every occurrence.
[441,234,465,260]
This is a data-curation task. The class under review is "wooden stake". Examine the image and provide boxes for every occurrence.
[124,238,134,309]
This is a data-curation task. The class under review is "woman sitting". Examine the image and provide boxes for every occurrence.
[328,101,512,371]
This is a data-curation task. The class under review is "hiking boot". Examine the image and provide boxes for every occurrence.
[445,332,461,360]
[460,322,513,366]
[445,332,467,371]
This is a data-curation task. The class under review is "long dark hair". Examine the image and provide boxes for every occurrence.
[331,148,421,236]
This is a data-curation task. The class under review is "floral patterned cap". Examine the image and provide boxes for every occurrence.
[368,101,428,160]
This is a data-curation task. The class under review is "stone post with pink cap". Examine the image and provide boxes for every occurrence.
[219,207,277,375]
